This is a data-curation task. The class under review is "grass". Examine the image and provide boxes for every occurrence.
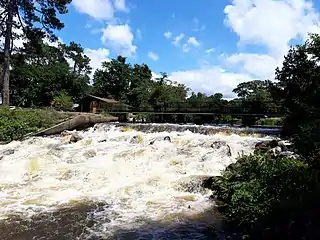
[0,107,72,142]
[256,117,283,126]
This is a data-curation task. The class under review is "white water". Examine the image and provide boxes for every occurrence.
[0,124,273,239]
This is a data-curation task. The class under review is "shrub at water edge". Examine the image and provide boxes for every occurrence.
[0,107,70,142]
[52,92,74,111]
[208,152,320,239]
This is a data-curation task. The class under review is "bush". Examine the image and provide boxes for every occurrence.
[210,152,320,239]
[256,117,283,126]
[52,92,73,111]
[291,119,320,166]
[0,107,70,142]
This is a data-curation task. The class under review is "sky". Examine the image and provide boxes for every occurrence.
[16,0,320,98]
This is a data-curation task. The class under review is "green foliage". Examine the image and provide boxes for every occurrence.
[291,120,320,165]
[92,58,189,123]
[93,56,132,101]
[1,0,72,105]
[275,33,320,161]
[9,41,91,107]
[0,107,70,142]
[211,153,320,239]
[232,80,280,126]
[52,93,73,111]
[256,117,283,126]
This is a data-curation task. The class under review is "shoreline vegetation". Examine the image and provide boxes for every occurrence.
[0,107,120,143]
[0,106,282,143]
[0,107,73,143]
[204,34,320,239]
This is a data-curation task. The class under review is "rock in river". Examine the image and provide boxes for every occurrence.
[61,131,83,143]
[149,136,171,145]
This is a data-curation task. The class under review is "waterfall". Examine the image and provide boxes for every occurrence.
[0,123,275,239]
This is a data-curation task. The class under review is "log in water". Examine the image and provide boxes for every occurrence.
[0,124,275,239]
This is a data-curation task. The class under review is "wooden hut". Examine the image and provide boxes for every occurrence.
[77,95,124,113]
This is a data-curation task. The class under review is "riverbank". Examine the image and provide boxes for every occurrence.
[0,107,73,143]
[0,107,119,143]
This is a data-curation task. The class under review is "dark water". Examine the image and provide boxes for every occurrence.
[0,201,221,240]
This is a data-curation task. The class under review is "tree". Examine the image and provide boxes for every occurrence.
[275,36,320,138]
[0,0,72,105]
[9,41,90,107]
[60,41,92,76]
[93,56,132,101]
[232,80,279,126]
[59,41,92,102]
[127,63,153,108]
[275,33,320,162]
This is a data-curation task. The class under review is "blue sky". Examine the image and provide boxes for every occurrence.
[53,0,320,98]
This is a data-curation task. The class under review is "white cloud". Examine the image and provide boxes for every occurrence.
[187,37,200,47]
[151,72,161,81]
[43,37,64,48]
[72,0,129,20]
[174,36,200,52]
[172,33,185,46]
[101,24,136,57]
[170,67,252,97]
[164,31,172,39]
[148,51,159,61]
[84,48,110,77]
[169,34,200,52]
[72,0,115,20]
[114,0,129,12]
[215,0,320,92]
[193,18,206,32]
[205,48,215,53]
[170,0,320,98]
[226,53,282,79]
[182,44,190,53]
[224,0,320,56]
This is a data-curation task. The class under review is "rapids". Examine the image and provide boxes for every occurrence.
[0,124,275,239]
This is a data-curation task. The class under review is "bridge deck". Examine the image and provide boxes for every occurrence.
[108,111,284,117]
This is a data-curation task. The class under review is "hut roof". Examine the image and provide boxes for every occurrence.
[88,95,120,104]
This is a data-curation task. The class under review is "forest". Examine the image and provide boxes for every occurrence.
[1,32,282,126]
[2,43,282,125]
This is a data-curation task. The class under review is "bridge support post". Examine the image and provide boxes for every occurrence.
[118,113,128,122]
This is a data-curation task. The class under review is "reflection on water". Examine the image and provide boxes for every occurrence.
[0,201,219,240]
[0,124,273,239]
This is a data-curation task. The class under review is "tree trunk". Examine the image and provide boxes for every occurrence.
[1,0,14,106]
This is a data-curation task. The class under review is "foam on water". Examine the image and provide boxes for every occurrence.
[0,124,273,238]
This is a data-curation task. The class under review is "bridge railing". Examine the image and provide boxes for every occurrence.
[106,101,285,115]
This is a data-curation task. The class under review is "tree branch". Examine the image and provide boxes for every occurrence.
[34,8,45,15]
[0,12,8,27]
[0,9,8,18]
[15,4,26,34]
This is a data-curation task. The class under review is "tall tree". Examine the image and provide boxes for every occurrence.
[93,56,132,101]
[0,0,72,105]
[232,79,278,113]
[60,41,92,76]
[275,33,320,161]
[128,63,153,108]
[60,41,92,101]
[9,41,90,106]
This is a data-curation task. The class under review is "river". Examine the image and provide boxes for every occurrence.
[0,123,276,239]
